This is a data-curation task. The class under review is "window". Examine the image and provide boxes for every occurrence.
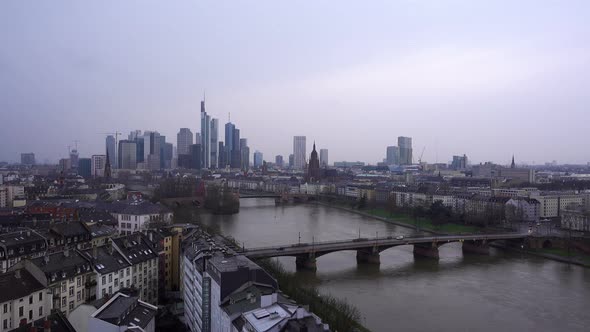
[3,303,7,313]
[126,279,130,287]
[108,286,112,294]
[109,274,112,283]
[77,277,81,287]
[19,306,23,317]
[114,278,118,287]
[69,286,74,296]
[39,292,43,301]
[102,276,106,284]
[126,268,130,276]
[29,309,32,320]
[69,301,74,310]
[29,296,33,304]
[61,283,66,292]
[77,291,81,301]
[62,297,66,307]
[39,307,43,317]
[3,319,7,329]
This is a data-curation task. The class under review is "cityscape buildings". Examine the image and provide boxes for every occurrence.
[91,155,106,177]
[253,150,263,168]
[386,146,400,165]
[398,136,413,165]
[118,140,137,170]
[20,153,35,166]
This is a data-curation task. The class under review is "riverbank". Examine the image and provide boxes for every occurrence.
[314,200,590,268]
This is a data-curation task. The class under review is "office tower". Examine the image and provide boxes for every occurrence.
[224,122,235,166]
[135,137,144,163]
[230,128,241,169]
[386,146,400,165]
[128,130,142,141]
[190,144,202,170]
[275,155,284,167]
[118,140,137,169]
[195,132,201,145]
[241,147,249,171]
[142,131,161,170]
[91,155,107,177]
[398,136,413,165]
[319,149,329,167]
[106,135,117,169]
[289,154,294,168]
[253,151,263,168]
[210,118,219,168]
[69,149,79,169]
[163,143,173,169]
[218,142,226,169]
[451,154,468,170]
[240,138,248,150]
[78,158,91,178]
[177,128,193,155]
[293,136,306,169]
[200,99,211,168]
[20,153,36,166]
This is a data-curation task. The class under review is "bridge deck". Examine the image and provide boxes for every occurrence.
[241,233,528,258]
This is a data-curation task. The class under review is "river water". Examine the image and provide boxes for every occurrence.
[200,199,590,332]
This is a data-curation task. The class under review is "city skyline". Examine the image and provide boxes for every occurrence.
[1,1,590,165]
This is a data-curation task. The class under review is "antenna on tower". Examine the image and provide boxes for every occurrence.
[228,112,231,122]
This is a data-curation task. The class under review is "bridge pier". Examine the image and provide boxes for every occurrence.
[296,254,317,271]
[413,243,439,259]
[462,240,490,255]
[356,249,380,264]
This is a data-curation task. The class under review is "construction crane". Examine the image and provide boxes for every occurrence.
[418,146,426,164]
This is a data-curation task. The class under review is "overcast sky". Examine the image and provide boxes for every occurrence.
[1,0,589,165]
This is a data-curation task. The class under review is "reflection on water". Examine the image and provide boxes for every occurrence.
[201,199,590,332]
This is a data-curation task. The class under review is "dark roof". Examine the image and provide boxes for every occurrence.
[88,223,117,239]
[50,221,91,238]
[95,293,156,328]
[31,250,93,283]
[9,310,77,332]
[78,209,117,225]
[81,246,130,275]
[111,234,158,265]
[0,228,46,257]
[111,199,171,216]
[0,268,45,303]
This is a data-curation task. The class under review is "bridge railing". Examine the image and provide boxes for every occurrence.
[241,233,528,252]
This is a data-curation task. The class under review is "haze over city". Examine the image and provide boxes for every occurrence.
[2,0,589,164]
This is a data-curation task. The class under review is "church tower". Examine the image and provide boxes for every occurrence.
[307,142,321,183]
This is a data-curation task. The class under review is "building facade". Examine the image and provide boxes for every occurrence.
[293,136,306,169]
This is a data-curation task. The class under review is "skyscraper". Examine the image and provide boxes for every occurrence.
[142,131,161,170]
[275,155,284,167]
[69,149,79,169]
[288,154,294,168]
[210,118,219,168]
[398,136,413,165]
[253,151,263,168]
[239,138,248,150]
[177,128,193,155]
[91,155,106,177]
[386,146,400,165]
[224,122,235,167]
[231,128,241,169]
[293,136,306,169]
[200,99,211,168]
[78,158,91,178]
[195,132,201,145]
[20,153,35,166]
[241,146,250,171]
[118,140,137,169]
[190,144,202,170]
[218,142,226,169]
[319,149,329,167]
[106,135,117,169]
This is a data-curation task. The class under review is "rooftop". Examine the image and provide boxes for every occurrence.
[93,293,157,328]
[0,268,45,303]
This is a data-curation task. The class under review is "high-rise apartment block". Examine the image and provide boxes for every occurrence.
[91,155,107,177]
[293,136,306,169]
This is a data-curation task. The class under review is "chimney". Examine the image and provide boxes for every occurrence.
[44,319,51,332]
[15,269,21,279]
[92,246,98,259]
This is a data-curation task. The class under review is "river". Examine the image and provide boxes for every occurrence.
[200,199,590,332]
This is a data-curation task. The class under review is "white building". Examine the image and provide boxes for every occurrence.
[112,199,173,235]
[0,267,52,332]
[80,246,132,302]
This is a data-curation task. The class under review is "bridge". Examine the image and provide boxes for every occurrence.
[238,191,310,203]
[241,233,529,270]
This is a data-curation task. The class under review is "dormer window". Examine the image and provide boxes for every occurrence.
[18,247,24,254]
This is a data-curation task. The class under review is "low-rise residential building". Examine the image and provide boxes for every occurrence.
[111,199,173,235]
[27,250,94,316]
[80,245,132,302]
[561,206,590,232]
[506,198,541,223]
[0,267,52,332]
[111,234,159,304]
[0,228,47,273]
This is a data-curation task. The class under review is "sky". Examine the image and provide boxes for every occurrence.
[1,0,589,165]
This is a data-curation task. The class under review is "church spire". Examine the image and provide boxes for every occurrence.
[511,155,515,168]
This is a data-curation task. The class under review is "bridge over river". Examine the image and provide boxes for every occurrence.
[241,233,529,270]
